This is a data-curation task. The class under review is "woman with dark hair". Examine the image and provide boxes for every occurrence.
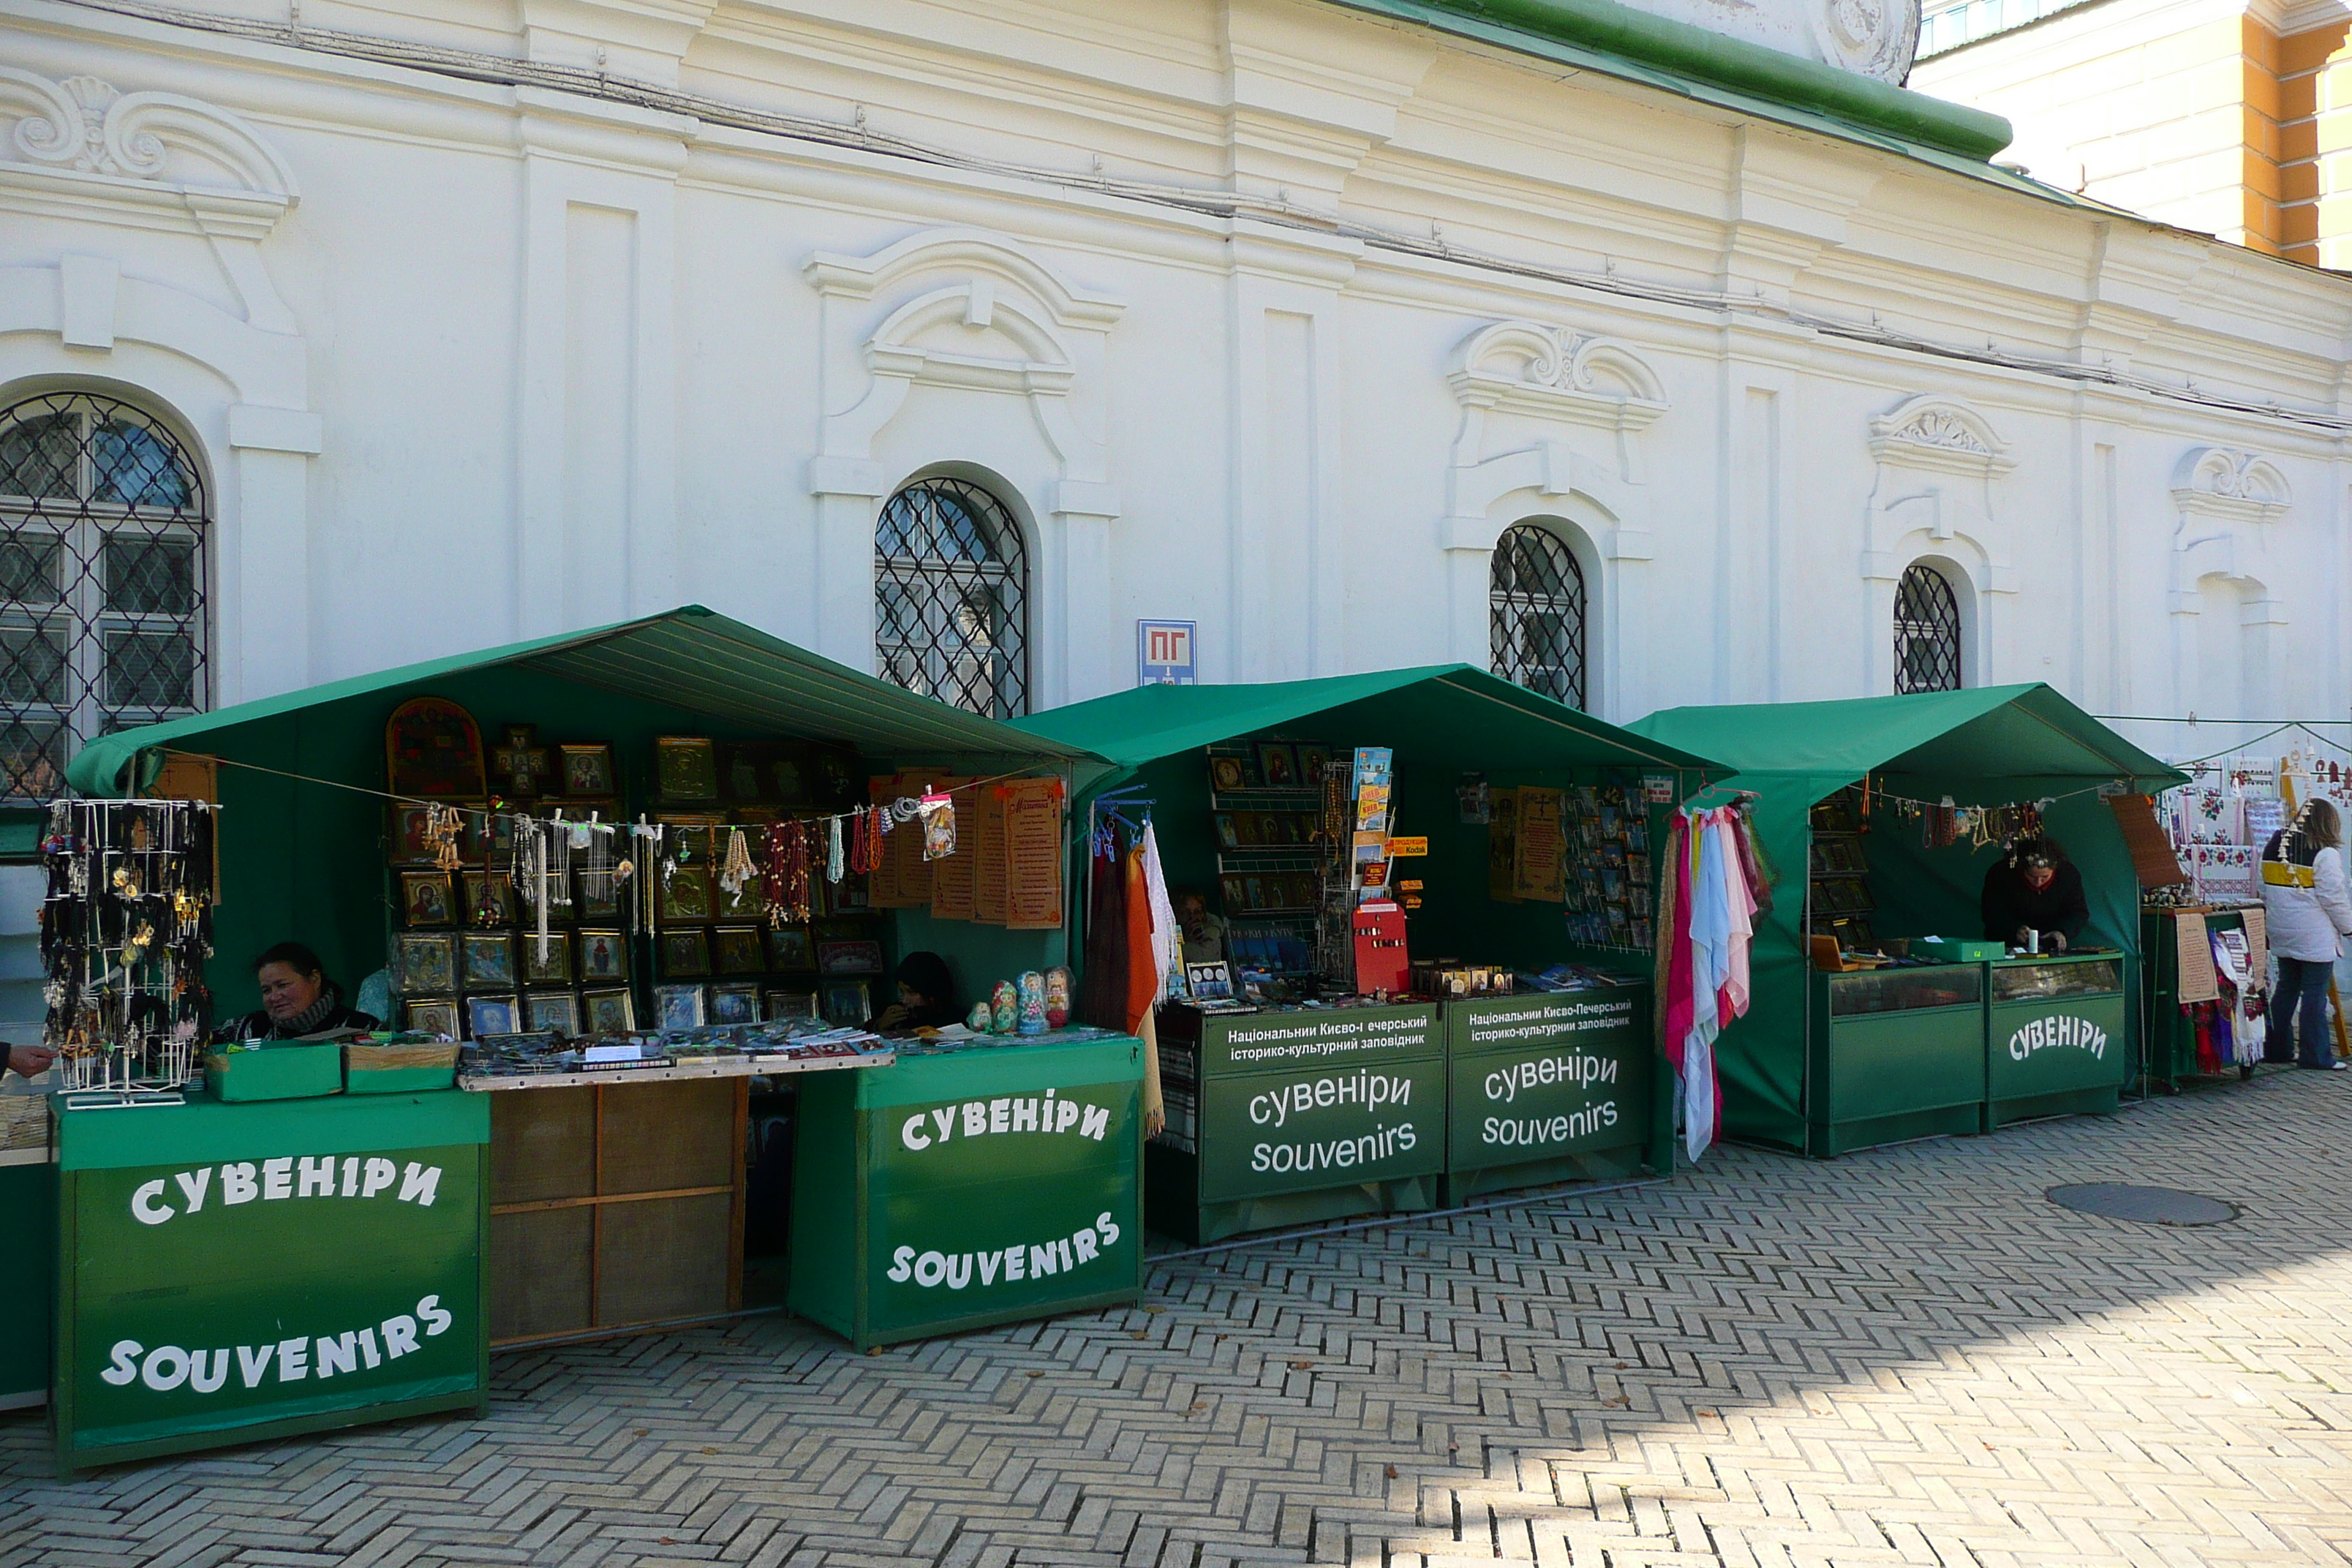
[214,942,381,1041]
[869,950,960,1033]
[2261,797,2352,1070]
[1980,835,2089,953]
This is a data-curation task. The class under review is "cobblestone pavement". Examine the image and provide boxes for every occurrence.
[8,1071,2352,1567]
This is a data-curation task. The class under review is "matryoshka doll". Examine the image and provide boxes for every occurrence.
[1044,966,1071,1029]
[1017,970,1047,1035]
[990,981,1019,1034]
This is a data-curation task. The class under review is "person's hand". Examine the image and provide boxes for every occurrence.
[2015,926,2033,949]
[2046,931,2068,954]
[7,1042,56,1078]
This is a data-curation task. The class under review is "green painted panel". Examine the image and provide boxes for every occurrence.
[1194,1003,1441,1076]
[1,1161,54,1405]
[1817,1006,1986,1123]
[58,1090,489,1172]
[791,1037,1143,1349]
[56,1132,483,1463]
[1445,992,1650,1177]
[1196,1055,1444,1203]
[1989,992,2129,1104]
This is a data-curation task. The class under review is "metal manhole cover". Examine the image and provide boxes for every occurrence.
[2046,1183,2239,1226]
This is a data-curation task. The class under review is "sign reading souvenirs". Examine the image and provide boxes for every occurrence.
[1446,990,1650,1196]
[1985,958,2129,1127]
[53,1104,487,1473]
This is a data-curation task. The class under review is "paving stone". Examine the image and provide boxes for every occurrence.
[7,1074,2352,1564]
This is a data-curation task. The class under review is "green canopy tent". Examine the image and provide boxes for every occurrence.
[1012,664,1725,970]
[66,605,1106,1022]
[1627,685,2186,1156]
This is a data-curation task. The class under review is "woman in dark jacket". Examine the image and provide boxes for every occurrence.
[215,943,380,1041]
[1980,836,2089,953]
[869,950,960,1033]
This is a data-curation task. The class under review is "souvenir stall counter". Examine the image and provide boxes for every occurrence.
[1013,666,1716,1244]
[2139,906,2258,1086]
[1,1086,53,1413]
[64,607,1120,1376]
[1631,685,2186,1159]
[788,1027,1142,1352]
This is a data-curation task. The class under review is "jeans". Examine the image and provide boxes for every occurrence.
[2273,954,2335,1066]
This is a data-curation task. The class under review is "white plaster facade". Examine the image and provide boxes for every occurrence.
[3,0,2351,757]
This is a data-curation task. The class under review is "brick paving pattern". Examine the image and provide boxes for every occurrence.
[6,1071,2351,1567]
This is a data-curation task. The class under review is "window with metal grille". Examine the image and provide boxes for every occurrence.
[1490,523,1587,709]
[0,392,210,801]
[1894,562,1963,693]
[875,476,1030,718]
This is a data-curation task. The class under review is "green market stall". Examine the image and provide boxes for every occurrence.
[1014,668,1722,1242]
[59,608,1131,1426]
[2,1091,53,1413]
[1629,685,2183,1158]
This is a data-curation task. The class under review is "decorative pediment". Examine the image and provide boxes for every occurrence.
[1866,394,2013,479]
[1448,321,1668,432]
[2171,446,2289,526]
[1,69,298,241]
[805,229,1124,504]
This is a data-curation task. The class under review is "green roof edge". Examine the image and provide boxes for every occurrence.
[1333,0,2014,164]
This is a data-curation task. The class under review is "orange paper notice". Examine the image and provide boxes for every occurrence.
[1514,786,1567,903]
[868,774,932,908]
[1003,777,1066,930]
[929,777,976,921]
[972,783,1010,924]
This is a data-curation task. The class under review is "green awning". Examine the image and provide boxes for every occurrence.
[1011,665,1722,775]
[1627,683,2185,797]
[67,605,1098,796]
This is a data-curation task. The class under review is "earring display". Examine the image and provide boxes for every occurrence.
[42,799,221,1101]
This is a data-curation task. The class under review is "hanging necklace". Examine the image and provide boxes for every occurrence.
[828,815,846,883]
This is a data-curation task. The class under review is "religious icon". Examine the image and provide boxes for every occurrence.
[461,932,516,988]
[463,869,516,926]
[655,736,719,800]
[402,872,454,927]
[524,991,581,1035]
[579,928,628,981]
[560,744,614,796]
[714,926,765,976]
[818,940,884,976]
[385,696,487,799]
[1209,755,1246,794]
[521,930,573,986]
[656,984,706,1030]
[1256,742,1300,791]
[709,983,761,1025]
[660,865,715,923]
[764,990,818,1021]
[581,987,635,1034]
[395,932,456,995]
[464,993,520,1038]
[491,725,554,796]
[661,927,711,979]
[767,926,814,970]
[404,998,461,1037]
[821,980,870,1026]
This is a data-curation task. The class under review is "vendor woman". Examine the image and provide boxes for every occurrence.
[216,943,380,1041]
[868,950,961,1033]
[1980,836,2089,954]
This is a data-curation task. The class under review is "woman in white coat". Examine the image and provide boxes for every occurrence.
[2260,797,2352,1070]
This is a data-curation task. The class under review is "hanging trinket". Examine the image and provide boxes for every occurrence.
[720,826,758,899]
[828,815,846,883]
[424,802,464,872]
[919,789,957,862]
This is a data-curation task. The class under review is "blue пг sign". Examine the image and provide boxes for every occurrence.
[1137,620,1197,685]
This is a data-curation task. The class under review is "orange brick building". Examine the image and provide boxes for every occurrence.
[1914,0,2352,265]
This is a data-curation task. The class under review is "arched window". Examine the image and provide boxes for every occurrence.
[0,392,209,800]
[1489,523,1587,709]
[1893,562,1963,693]
[874,476,1030,717]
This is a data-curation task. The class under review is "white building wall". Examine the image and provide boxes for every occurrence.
[1,0,2349,757]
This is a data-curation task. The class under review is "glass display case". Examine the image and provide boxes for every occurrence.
[1827,965,1983,1018]
[1990,958,2124,1003]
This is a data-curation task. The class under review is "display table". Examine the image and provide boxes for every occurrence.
[1806,963,1986,1157]
[1442,986,1662,1202]
[789,1029,1143,1351]
[1148,1001,1443,1245]
[1,1089,53,1411]
[50,1090,489,1476]
[1986,954,2130,1127]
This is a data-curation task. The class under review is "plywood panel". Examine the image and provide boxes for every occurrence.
[595,1192,732,1327]
[491,1205,592,1341]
